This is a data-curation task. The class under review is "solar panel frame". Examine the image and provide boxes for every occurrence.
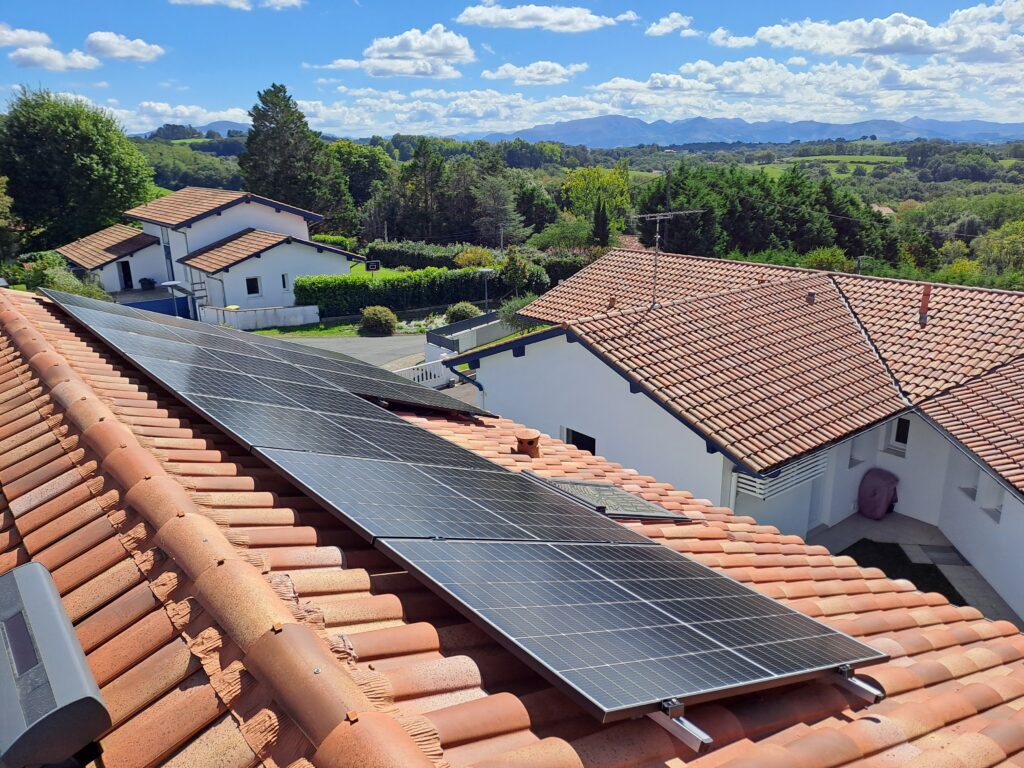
[377,538,888,722]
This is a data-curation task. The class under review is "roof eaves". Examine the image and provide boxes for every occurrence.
[442,324,565,368]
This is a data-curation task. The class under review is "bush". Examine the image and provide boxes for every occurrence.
[296,265,549,317]
[364,240,470,270]
[798,246,855,272]
[21,251,71,290]
[446,301,483,323]
[534,253,591,284]
[313,234,359,252]
[360,305,398,335]
[453,246,496,268]
[37,266,110,300]
[498,293,541,333]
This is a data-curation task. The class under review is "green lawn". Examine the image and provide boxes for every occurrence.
[349,262,401,277]
[254,320,362,337]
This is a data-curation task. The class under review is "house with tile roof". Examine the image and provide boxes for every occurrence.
[5,284,1024,768]
[56,187,360,318]
[451,248,1024,620]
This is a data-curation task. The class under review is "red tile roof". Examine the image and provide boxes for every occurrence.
[4,287,1024,768]
[521,249,808,324]
[570,275,906,472]
[124,187,322,229]
[55,224,159,270]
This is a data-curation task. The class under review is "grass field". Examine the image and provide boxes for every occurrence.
[349,262,401,277]
[739,153,907,179]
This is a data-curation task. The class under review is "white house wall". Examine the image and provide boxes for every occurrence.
[178,203,310,254]
[213,242,352,309]
[734,479,823,537]
[473,335,729,503]
[95,243,167,292]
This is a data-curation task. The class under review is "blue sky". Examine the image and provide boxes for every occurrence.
[1,0,1021,136]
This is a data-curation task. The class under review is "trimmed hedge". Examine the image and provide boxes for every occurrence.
[296,264,549,316]
[535,254,590,284]
[364,240,471,270]
[312,233,359,252]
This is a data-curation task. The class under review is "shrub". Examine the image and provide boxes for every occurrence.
[296,265,549,317]
[21,250,72,290]
[360,305,398,335]
[798,246,855,272]
[498,293,540,332]
[533,253,591,284]
[453,246,496,268]
[313,233,359,252]
[37,265,110,300]
[364,240,469,269]
[445,301,482,323]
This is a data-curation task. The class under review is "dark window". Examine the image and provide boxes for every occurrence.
[4,611,38,676]
[118,260,133,290]
[281,273,289,289]
[894,417,910,445]
[565,427,596,455]
[245,277,261,295]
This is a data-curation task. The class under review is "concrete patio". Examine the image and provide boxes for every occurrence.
[808,512,1021,626]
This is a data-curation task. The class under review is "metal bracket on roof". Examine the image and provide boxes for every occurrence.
[649,700,714,754]
[835,664,885,704]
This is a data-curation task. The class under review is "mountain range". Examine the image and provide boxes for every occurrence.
[468,115,1024,147]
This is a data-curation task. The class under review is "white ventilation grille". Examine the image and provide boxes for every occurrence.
[735,451,829,500]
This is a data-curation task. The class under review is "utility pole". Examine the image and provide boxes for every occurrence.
[499,223,505,256]
[383,220,388,243]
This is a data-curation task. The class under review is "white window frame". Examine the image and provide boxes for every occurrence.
[883,417,910,457]
[245,276,262,296]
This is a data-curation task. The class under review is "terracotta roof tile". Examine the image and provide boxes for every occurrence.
[3,287,1024,768]
[55,224,159,270]
[123,186,320,228]
[522,248,807,324]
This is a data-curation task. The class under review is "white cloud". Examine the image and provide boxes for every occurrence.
[645,12,699,37]
[481,42,496,54]
[8,46,101,71]
[306,24,474,78]
[456,3,638,33]
[0,22,50,47]
[261,0,305,8]
[787,56,808,66]
[85,31,165,62]
[708,27,757,47]
[482,60,588,84]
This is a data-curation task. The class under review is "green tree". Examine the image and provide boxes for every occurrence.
[239,83,356,233]
[508,169,557,233]
[151,123,201,140]
[561,161,631,232]
[0,176,18,259]
[0,88,152,248]
[500,246,531,296]
[472,175,530,248]
[397,138,445,240]
[331,139,394,207]
[592,199,610,246]
[975,220,1024,274]
[938,238,971,263]
[528,213,592,252]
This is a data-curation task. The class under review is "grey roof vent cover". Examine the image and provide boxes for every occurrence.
[0,562,110,768]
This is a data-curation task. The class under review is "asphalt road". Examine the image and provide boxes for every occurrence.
[285,333,425,368]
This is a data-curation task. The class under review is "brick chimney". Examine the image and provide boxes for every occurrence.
[919,285,932,327]
[514,428,541,458]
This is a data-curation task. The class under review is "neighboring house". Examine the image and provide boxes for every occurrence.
[56,186,360,316]
[5,283,1024,767]
[452,248,1024,618]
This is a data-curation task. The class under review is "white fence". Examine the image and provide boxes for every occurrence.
[199,304,319,330]
[394,359,459,389]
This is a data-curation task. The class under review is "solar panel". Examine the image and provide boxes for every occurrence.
[44,288,486,417]
[377,539,887,722]
[539,476,691,522]
[257,449,652,544]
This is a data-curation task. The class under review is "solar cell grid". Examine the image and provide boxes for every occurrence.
[546,477,690,521]
[262,380,394,421]
[132,356,287,402]
[378,539,887,721]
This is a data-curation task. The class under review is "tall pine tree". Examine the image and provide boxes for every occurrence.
[239,84,356,233]
[591,199,610,246]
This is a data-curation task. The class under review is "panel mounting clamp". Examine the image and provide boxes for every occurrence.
[649,699,714,754]
[835,664,885,704]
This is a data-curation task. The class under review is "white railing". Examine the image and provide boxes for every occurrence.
[394,359,459,389]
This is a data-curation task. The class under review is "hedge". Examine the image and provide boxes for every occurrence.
[295,264,549,316]
[312,233,359,252]
[535,254,590,284]
[363,240,474,270]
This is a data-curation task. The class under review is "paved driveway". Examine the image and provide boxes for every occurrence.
[286,334,425,368]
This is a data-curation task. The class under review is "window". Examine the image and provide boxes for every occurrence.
[884,417,910,456]
[245,276,262,296]
[564,427,596,455]
[281,273,290,290]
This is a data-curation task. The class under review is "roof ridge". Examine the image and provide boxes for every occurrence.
[836,270,1024,299]
[0,290,433,768]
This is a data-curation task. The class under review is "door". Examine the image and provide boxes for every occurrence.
[118,261,133,290]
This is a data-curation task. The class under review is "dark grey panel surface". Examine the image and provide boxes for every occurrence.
[377,539,887,721]
[546,477,690,521]
[262,380,396,421]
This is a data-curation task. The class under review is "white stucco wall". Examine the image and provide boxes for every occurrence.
[734,478,824,537]
[474,335,729,503]
[95,243,168,292]
[178,203,310,254]
[211,241,352,309]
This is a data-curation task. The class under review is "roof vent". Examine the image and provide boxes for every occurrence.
[514,428,541,458]
[919,284,932,327]
[806,291,816,304]
[607,296,616,310]
[0,562,110,768]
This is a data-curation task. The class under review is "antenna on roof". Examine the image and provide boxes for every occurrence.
[632,209,706,307]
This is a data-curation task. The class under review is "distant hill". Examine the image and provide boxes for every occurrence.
[470,115,1024,147]
[196,120,249,136]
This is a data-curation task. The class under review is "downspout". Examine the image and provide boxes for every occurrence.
[444,359,486,409]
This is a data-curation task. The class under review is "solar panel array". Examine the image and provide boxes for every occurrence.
[43,288,887,725]
[541,476,692,521]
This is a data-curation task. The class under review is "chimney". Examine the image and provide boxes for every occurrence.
[919,285,931,327]
[806,291,816,304]
[514,428,541,458]
[607,295,616,310]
